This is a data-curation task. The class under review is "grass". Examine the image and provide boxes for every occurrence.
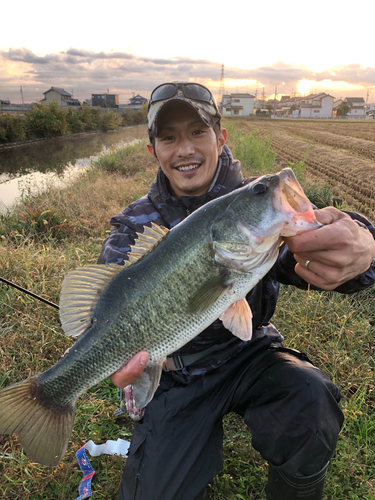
[0,119,374,499]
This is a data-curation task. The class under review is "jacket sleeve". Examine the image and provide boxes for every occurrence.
[97,196,164,265]
[276,210,375,294]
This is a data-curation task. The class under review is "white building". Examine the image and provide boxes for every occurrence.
[344,97,366,118]
[220,93,255,116]
[299,93,334,118]
[40,87,80,107]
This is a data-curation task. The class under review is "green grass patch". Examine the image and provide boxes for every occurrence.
[224,122,276,177]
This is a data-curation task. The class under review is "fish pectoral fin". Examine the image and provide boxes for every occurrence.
[188,272,230,314]
[131,361,164,411]
[219,298,253,341]
[59,264,124,337]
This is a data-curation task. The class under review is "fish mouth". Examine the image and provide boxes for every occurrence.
[276,168,312,213]
[273,168,321,236]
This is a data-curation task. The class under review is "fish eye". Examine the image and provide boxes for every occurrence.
[252,182,268,194]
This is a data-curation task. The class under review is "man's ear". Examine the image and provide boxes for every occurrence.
[217,128,227,155]
[147,142,156,157]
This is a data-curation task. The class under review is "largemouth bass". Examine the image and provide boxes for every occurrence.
[0,168,321,466]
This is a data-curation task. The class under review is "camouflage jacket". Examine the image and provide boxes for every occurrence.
[98,145,375,375]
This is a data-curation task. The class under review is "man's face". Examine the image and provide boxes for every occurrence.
[148,103,227,198]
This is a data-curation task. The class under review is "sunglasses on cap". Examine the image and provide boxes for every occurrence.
[150,82,218,110]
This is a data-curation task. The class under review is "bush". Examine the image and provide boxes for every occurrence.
[0,200,73,242]
[25,101,67,138]
[0,114,27,142]
[66,108,84,134]
[101,110,123,131]
[78,104,104,131]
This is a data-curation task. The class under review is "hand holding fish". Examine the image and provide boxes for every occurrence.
[284,207,375,291]
[110,351,149,388]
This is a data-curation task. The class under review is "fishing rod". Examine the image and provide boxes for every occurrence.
[0,276,59,310]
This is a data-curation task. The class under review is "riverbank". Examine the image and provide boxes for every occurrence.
[0,101,147,147]
[0,124,145,152]
[0,123,374,499]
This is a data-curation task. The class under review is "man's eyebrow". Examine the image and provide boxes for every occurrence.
[159,121,208,132]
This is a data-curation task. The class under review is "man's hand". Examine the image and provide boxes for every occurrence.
[110,351,149,388]
[283,207,375,290]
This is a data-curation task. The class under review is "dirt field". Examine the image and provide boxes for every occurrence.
[231,118,375,221]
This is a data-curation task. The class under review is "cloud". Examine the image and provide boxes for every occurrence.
[1,48,374,104]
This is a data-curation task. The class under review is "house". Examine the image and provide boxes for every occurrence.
[40,87,80,107]
[91,93,119,108]
[299,93,335,118]
[119,94,148,112]
[220,93,255,116]
[344,97,366,118]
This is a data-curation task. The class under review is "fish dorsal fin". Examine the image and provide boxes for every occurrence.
[59,264,123,337]
[219,298,253,341]
[129,223,169,263]
[188,271,230,314]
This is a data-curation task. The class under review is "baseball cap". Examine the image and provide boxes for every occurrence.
[148,82,221,140]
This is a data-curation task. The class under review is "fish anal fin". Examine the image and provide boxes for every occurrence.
[59,264,123,337]
[0,376,76,466]
[219,298,253,341]
[125,361,164,420]
[188,272,230,314]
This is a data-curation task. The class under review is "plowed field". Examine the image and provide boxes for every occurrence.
[229,118,375,221]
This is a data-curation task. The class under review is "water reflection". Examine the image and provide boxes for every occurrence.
[0,125,147,210]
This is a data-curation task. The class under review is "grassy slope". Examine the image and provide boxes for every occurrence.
[0,121,374,499]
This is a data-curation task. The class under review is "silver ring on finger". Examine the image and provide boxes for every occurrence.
[305,260,311,270]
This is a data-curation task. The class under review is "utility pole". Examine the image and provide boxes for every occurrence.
[219,64,225,102]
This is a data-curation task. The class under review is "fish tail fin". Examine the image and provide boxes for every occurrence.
[0,376,76,466]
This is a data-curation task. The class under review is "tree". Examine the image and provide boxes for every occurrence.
[336,102,351,116]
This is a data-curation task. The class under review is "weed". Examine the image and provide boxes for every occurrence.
[225,123,276,176]
[303,183,333,208]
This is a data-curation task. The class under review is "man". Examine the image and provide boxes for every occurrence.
[98,82,375,500]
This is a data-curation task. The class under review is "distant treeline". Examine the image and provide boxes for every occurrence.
[0,101,147,143]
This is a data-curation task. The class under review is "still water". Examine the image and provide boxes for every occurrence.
[0,125,147,211]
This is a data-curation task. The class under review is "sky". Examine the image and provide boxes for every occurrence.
[1,0,375,105]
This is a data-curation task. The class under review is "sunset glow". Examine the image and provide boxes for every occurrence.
[0,0,374,104]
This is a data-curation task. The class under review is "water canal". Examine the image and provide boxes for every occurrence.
[0,125,148,211]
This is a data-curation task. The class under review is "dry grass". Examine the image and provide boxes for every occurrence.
[0,119,374,499]
[223,118,375,221]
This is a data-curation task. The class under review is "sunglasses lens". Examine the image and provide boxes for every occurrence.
[151,84,177,102]
[183,84,212,102]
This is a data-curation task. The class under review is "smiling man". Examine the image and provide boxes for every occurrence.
[98,82,375,500]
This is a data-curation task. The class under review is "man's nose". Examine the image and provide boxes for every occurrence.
[176,137,195,156]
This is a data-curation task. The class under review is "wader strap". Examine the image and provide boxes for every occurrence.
[163,324,281,372]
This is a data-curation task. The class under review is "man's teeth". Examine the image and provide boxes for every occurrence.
[177,164,199,171]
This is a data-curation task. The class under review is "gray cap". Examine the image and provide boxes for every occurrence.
[148,91,221,140]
